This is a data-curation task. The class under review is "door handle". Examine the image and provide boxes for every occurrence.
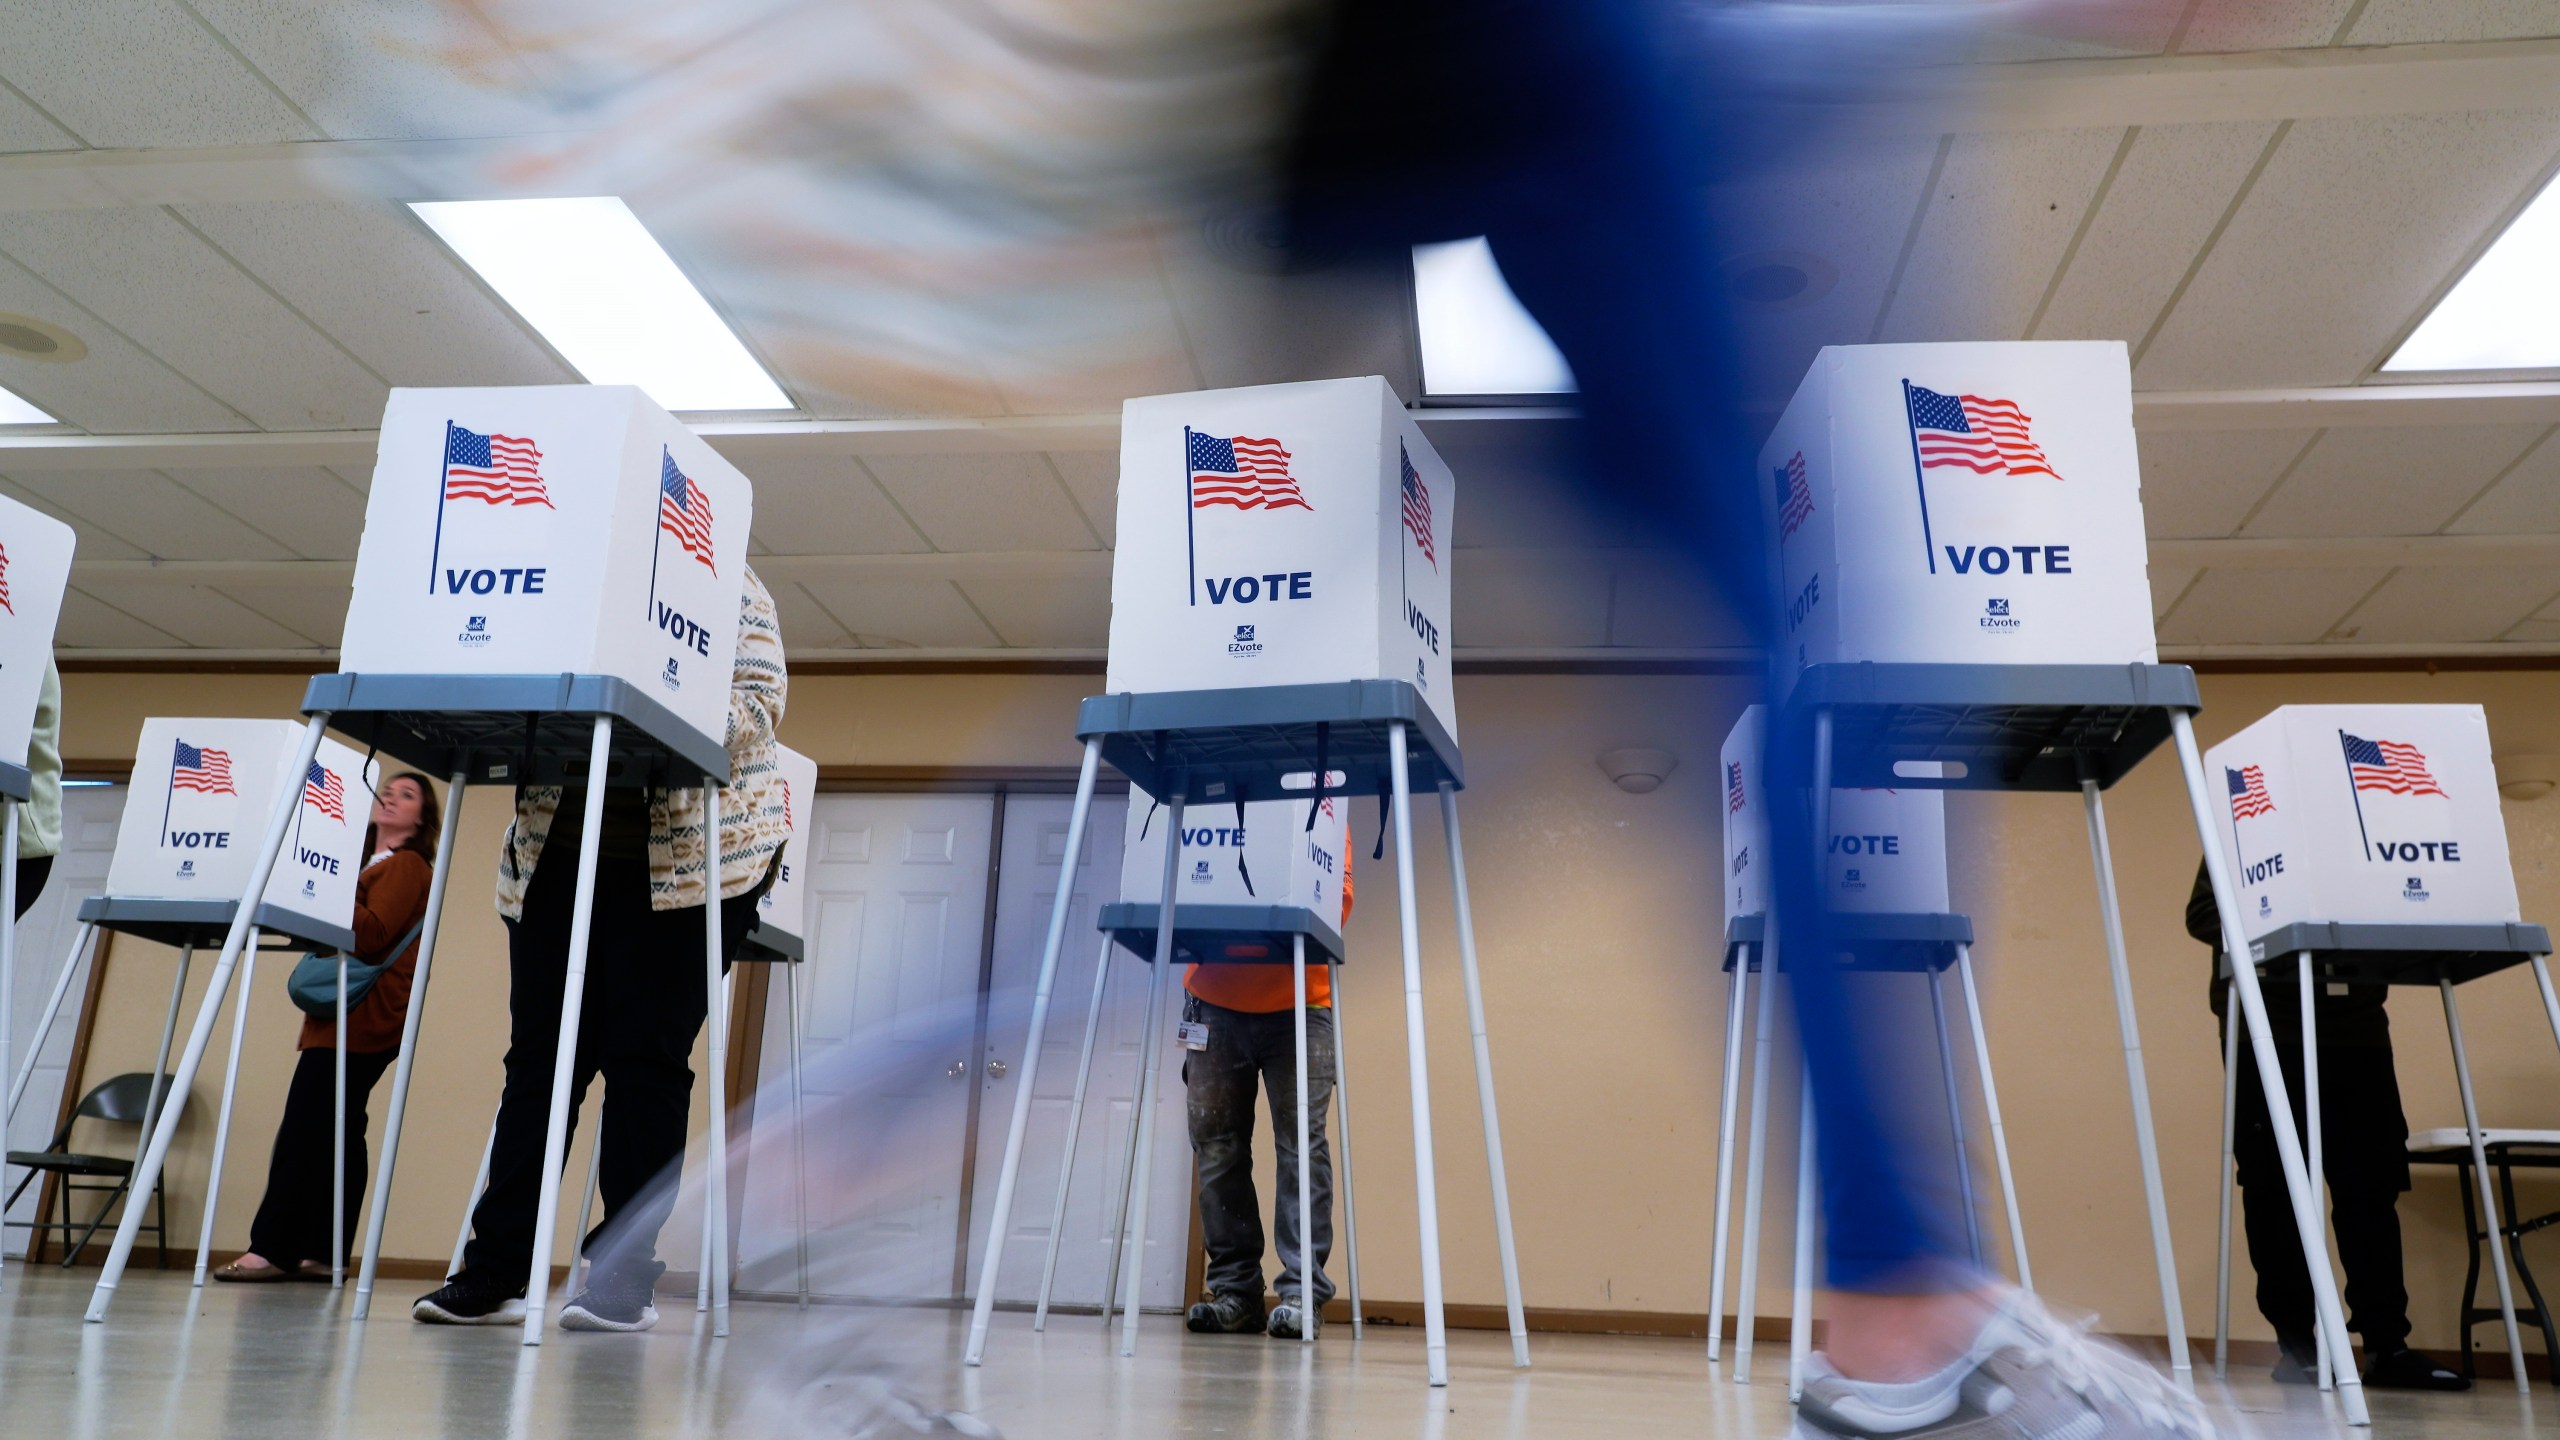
[946,1060,968,1078]
[986,1060,1009,1080]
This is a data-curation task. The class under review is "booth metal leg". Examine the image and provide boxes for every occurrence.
[334,954,349,1290]
[2170,711,2368,1426]
[2299,953,2328,1390]
[1388,725,1450,1387]
[697,972,736,1317]
[703,816,732,1339]
[519,716,615,1346]
[1955,946,2029,1289]
[1291,933,1313,1343]
[88,712,329,1323]
[2214,979,2239,1380]
[1329,954,1363,1339]
[1115,791,1185,1358]
[355,770,468,1318]
[453,1115,496,1278]
[7,921,96,1124]
[965,737,1100,1363]
[1100,986,1149,1332]
[786,954,809,1308]
[1706,952,1751,1365]
[2534,958,2560,1065]
[2440,978,2529,1393]
[572,1117,603,1292]
[191,931,263,1287]
[139,945,194,1187]
[2079,779,2194,1393]
[1788,1070,1817,1403]
[1034,935,1115,1331]
[1438,782,1528,1368]
[1732,935,1781,1385]
[0,801,14,1292]
[1928,970,1983,1267]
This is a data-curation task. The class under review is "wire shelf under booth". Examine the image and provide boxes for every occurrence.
[1721,912,1974,975]
[1772,663,2203,793]
[299,673,729,791]
[1076,681,1460,808]
[1100,902,1346,968]
[2220,920,2555,988]
[76,895,352,956]
[736,924,804,964]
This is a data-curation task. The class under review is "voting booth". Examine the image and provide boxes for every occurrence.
[85,383,759,1346]
[748,744,820,961]
[1739,338,2378,1414]
[0,498,75,1290]
[1103,792,1350,964]
[966,376,1521,1388]
[2202,705,2556,1388]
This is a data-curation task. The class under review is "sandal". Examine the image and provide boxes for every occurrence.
[211,1258,292,1283]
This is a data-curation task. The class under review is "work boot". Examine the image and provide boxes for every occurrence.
[1184,1291,1266,1334]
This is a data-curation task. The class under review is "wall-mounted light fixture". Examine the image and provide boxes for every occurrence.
[1598,748,1678,795]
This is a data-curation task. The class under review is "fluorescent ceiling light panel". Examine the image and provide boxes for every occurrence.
[412,197,792,411]
[1413,238,1577,396]
[0,385,55,425]
[2385,173,2560,373]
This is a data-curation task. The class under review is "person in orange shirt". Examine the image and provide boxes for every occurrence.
[1181,837,1350,1341]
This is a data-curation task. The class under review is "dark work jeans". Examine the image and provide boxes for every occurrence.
[2227,1022,2414,1355]
[459,847,754,1288]
[246,1046,396,1266]
[1183,995,1336,1310]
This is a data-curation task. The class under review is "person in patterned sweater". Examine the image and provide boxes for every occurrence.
[416,566,788,1333]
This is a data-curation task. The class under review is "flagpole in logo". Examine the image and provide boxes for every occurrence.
[648,445,670,621]
[430,420,455,592]
[2339,729,2374,862]
[1183,426,1199,607]
[1901,380,1939,574]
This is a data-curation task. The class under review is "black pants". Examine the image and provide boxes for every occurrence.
[459,849,754,1287]
[245,1046,396,1266]
[1184,996,1336,1308]
[2228,1024,2413,1354]
[15,854,49,920]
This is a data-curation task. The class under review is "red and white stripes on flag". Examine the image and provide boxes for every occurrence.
[0,540,16,615]
[303,762,346,821]
[1187,430,1311,512]
[1905,385,2062,480]
[660,451,718,574]
[1775,451,1814,540]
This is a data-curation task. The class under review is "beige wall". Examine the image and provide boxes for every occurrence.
[50,666,2560,1352]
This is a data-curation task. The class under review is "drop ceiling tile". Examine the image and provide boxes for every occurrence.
[0,259,252,434]
[54,588,180,649]
[219,579,350,646]
[2148,566,2201,618]
[2033,122,2281,346]
[736,456,928,556]
[0,208,387,430]
[0,81,82,152]
[768,579,854,650]
[1452,553,1611,649]
[0,478,146,560]
[1975,2,2184,58]
[5,469,297,559]
[175,200,572,389]
[326,464,370,497]
[2508,617,2560,644]
[1875,128,2126,344]
[163,467,366,559]
[2137,110,2560,390]
[1440,428,1631,551]
[1159,251,1415,399]
[1606,556,1747,649]
[95,582,314,649]
[2331,566,2560,644]
[1722,134,1945,400]
[2239,424,2545,538]
[183,0,564,141]
[2157,567,2389,646]
[862,453,1102,553]
[1045,452,1118,547]
[2136,428,2316,538]
[2175,0,2360,50]
[955,577,1110,648]
[2344,1,2560,44]
[0,0,318,148]
[794,577,999,649]
[2444,428,2560,534]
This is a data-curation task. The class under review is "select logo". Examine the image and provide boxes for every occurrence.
[1227,624,1263,660]
[459,614,493,648]
[1981,596,2020,633]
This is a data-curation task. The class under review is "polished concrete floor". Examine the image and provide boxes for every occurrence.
[0,1265,2544,1438]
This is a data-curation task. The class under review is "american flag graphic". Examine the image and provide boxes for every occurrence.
[2341,733,2447,797]
[0,540,15,615]
[781,780,794,831]
[2226,765,2275,820]
[303,762,346,821]
[443,422,555,508]
[171,739,235,795]
[659,451,717,574]
[1187,430,1310,512]
[1400,444,1436,569]
[1905,385,2062,480]
[1775,452,1814,540]
[1727,761,1747,814]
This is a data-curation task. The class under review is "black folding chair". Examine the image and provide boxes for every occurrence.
[6,1072,175,1269]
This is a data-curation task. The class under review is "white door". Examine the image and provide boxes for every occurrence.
[964,793,1195,1313]
[6,784,127,1255]
[743,793,995,1302]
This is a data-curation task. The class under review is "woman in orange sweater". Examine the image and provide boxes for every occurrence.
[213,772,439,1282]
